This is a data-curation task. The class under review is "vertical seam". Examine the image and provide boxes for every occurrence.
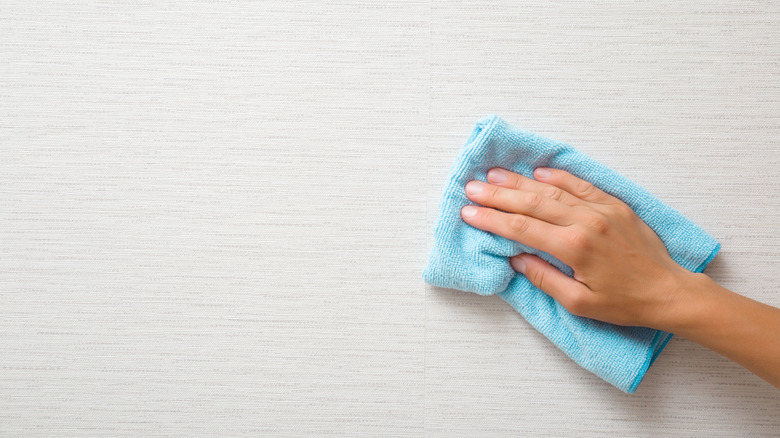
[423,0,432,436]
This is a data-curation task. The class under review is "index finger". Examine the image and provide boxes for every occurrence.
[460,205,571,261]
[532,168,619,205]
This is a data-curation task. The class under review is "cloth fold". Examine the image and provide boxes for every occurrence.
[423,115,720,393]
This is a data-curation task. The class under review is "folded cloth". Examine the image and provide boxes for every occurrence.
[423,115,720,393]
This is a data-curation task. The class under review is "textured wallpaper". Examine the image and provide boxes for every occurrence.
[1,1,779,436]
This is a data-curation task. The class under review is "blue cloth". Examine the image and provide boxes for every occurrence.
[423,115,720,393]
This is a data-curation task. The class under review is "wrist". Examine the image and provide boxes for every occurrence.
[659,270,724,336]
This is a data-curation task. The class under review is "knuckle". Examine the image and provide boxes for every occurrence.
[523,192,544,210]
[483,185,499,203]
[565,228,590,252]
[615,203,636,219]
[576,179,595,196]
[542,186,563,201]
[584,213,609,233]
[478,207,493,221]
[508,215,531,235]
[564,292,591,317]
[529,268,547,290]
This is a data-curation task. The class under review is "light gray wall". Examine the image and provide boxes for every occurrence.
[2,1,778,436]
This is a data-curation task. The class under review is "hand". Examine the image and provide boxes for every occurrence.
[460,167,697,330]
[461,167,780,389]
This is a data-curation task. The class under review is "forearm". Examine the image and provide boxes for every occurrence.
[667,273,780,389]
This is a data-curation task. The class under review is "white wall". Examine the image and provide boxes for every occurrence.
[1,1,778,436]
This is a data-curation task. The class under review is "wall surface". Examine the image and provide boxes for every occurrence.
[1,1,779,436]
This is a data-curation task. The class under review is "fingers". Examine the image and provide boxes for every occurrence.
[532,167,617,204]
[510,253,593,318]
[461,205,567,257]
[464,180,574,226]
[486,168,584,207]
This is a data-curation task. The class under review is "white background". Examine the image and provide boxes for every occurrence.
[2,1,779,436]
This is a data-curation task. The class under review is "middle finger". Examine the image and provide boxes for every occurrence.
[486,167,585,207]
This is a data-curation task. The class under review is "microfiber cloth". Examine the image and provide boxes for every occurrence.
[423,115,720,393]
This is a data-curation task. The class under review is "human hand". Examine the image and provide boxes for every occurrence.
[460,167,699,330]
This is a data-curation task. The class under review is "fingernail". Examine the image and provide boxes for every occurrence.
[461,205,478,218]
[534,168,551,179]
[511,256,527,274]
[465,181,483,195]
[487,168,507,184]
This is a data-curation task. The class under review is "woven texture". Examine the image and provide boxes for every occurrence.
[2,1,779,436]
[423,114,720,393]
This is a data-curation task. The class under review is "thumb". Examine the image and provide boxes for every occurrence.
[510,254,592,317]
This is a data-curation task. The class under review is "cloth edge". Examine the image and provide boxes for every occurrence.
[628,241,721,393]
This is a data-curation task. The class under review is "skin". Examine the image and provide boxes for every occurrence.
[461,167,780,389]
